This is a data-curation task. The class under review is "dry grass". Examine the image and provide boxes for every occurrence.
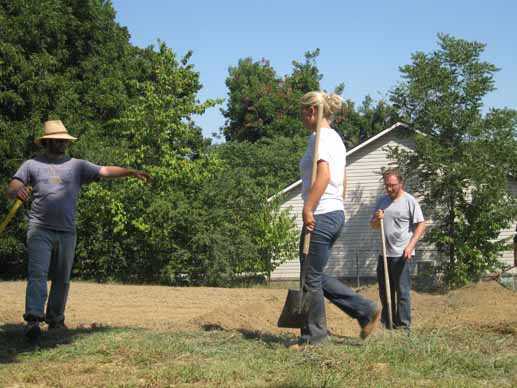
[1,325,516,387]
[1,280,517,387]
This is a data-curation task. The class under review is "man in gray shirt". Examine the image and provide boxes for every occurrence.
[370,168,425,330]
[7,120,150,339]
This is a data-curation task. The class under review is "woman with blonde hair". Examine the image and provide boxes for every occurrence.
[298,91,380,344]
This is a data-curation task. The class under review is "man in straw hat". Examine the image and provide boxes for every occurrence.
[6,120,150,339]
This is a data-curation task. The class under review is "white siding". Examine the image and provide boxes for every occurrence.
[272,191,304,279]
[498,179,517,274]
[272,127,427,280]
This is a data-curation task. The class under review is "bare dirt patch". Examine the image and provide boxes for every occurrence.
[1,280,516,337]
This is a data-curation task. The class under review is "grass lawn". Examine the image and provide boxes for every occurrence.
[1,324,516,388]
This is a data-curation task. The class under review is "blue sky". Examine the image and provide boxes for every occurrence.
[111,0,517,141]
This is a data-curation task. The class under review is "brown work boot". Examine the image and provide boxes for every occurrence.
[24,321,41,339]
[48,321,68,331]
[360,304,381,339]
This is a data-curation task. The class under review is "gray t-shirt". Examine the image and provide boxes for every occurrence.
[13,156,102,231]
[374,192,425,257]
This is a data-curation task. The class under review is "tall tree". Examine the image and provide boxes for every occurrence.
[74,41,221,284]
[221,49,399,148]
[221,50,324,142]
[390,34,517,287]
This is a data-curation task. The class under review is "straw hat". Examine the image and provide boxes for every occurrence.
[34,120,77,145]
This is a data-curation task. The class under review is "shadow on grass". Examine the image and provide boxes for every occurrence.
[200,323,294,346]
[200,325,365,348]
[0,322,114,364]
[238,329,295,346]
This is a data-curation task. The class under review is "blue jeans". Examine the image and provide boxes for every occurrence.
[300,210,378,343]
[376,255,412,329]
[24,226,77,324]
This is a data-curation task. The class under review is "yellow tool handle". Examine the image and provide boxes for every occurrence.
[0,199,24,234]
[0,187,32,234]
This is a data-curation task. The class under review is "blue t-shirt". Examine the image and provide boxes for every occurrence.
[13,156,102,231]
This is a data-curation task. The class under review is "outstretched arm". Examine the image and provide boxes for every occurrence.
[99,166,150,183]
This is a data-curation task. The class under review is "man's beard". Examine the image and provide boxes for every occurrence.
[47,143,66,155]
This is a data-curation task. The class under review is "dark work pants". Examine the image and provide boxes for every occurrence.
[376,255,412,329]
[300,211,378,344]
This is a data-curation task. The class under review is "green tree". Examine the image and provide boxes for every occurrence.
[221,50,324,142]
[333,95,400,149]
[75,42,218,283]
[221,57,279,142]
[211,135,307,197]
[221,49,399,148]
[74,43,297,286]
[390,34,517,287]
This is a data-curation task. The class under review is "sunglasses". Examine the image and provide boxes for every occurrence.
[384,183,401,188]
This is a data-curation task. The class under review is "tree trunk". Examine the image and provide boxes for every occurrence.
[448,194,456,267]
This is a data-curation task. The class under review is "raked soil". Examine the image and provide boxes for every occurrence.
[1,280,516,338]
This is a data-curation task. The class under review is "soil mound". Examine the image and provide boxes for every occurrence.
[1,280,516,336]
[187,280,517,336]
[444,281,517,330]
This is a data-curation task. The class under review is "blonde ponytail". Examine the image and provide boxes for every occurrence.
[300,91,343,122]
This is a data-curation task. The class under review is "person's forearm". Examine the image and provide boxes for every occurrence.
[99,166,150,183]
[408,221,426,248]
[6,180,24,200]
[370,217,381,230]
[304,165,330,212]
[370,209,384,230]
[99,166,135,179]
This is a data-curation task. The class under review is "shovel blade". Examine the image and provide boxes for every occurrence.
[277,288,316,328]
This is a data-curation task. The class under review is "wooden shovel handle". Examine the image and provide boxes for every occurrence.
[302,123,322,256]
[380,218,393,329]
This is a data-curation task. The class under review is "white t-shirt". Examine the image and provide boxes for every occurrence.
[300,127,346,215]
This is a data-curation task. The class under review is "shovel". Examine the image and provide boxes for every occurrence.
[277,286,317,328]
[277,227,321,328]
[380,218,393,329]
[278,105,322,329]
[277,222,322,328]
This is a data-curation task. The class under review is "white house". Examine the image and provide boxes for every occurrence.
[270,122,517,281]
